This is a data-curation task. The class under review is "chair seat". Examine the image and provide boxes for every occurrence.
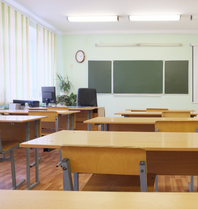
[1,141,20,153]
[82,174,156,192]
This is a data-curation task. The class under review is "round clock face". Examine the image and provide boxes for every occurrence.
[75,50,85,63]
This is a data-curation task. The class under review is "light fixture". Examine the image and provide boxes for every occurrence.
[95,43,138,47]
[129,15,180,21]
[95,42,182,47]
[191,15,198,20]
[67,16,119,22]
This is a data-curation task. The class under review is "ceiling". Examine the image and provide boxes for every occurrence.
[3,0,198,34]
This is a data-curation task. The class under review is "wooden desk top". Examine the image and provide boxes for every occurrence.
[0,110,29,115]
[1,190,198,209]
[29,110,80,115]
[126,109,196,112]
[84,117,198,125]
[0,109,80,116]
[0,115,46,122]
[116,111,198,117]
[27,106,102,111]
[20,130,198,151]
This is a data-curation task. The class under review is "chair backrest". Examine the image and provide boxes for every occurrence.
[162,111,191,118]
[155,121,198,132]
[146,108,168,112]
[77,88,97,107]
[47,106,68,111]
[61,146,146,175]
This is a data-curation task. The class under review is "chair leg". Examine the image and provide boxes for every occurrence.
[62,158,73,191]
[155,175,158,192]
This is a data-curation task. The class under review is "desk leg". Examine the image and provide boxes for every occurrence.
[67,115,70,130]
[87,110,92,131]
[30,120,41,167]
[101,124,107,131]
[25,121,40,190]
[71,114,74,130]
[73,172,79,191]
[56,116,62,167]
[34,121,39,184]
[189,176,194,192]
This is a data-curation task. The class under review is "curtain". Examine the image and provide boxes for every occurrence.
[36,25,57,101]
[0,2,29,105]
[0,1,57,105]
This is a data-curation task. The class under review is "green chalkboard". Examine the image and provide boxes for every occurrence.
[165,61,188,94]
[88,61,111,93]
[113,60,163,94]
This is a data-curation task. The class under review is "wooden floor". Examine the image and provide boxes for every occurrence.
[0,147,197,192]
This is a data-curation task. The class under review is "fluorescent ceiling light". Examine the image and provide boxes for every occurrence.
[67,16,118,22]
[129,15,180,21]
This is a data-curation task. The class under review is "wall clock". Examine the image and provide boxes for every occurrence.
[75,50,85,63]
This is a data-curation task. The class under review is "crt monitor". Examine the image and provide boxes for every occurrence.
[42,86,56,106]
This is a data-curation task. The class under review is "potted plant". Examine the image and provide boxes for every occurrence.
[56,92,77,106]
[57,73,72,95]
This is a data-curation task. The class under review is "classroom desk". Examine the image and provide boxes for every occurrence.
[29,110,80,166]
[1,190,198,209]
[84,117,198,132]
[29,110,80,135]
[0,115,45,190]
[20,130,198,188]
[27,107,105,130]
[115,111,198,118]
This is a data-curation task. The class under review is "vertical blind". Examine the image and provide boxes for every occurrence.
[0,1,57,105]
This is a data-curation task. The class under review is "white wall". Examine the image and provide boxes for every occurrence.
[57,34,198,116]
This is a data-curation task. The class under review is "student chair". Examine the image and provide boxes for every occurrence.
[155,120,198,192]
[61,146,156,192]
[162,110,191,118]
[77,88,97,107]
[146,108,168,112]
[0,132,25,189]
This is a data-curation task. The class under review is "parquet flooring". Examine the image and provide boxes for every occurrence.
[0,147,197,192]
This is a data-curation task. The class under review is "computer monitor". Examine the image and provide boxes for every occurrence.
[41,86,56,106]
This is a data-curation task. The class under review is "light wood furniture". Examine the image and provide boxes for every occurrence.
[61,146,156,192]
[67,107,105,130]
[155,120,198,192]
[0,110,29,115]
[155,120,198,132]
[0,132,25,189]
[126,108,196,112]
[84,117,198,132]
[28,110,79,135]
[0,115,45,190]
[162,110,191,118]
[20,130,198,192]
[115,111,198,118]
[146,108,169,112]
[27,106,105,130]
[29,109,79,167]
[2,190,198,209]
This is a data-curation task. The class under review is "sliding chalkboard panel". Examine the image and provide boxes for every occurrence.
[88,61,111,93]
[113,60,163,94]
[165,61,188,94]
